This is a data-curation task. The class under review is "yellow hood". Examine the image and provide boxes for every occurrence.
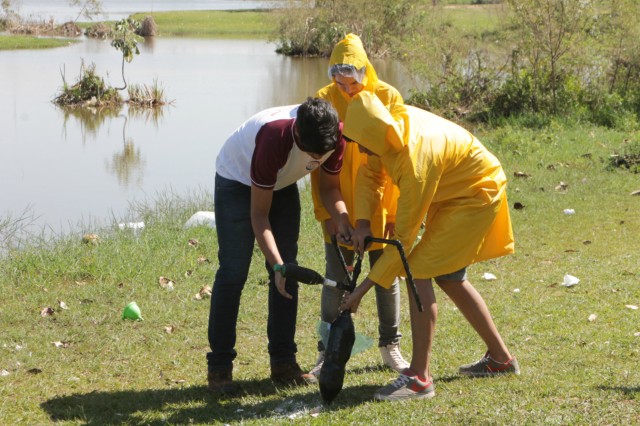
[343,91,407,157]
[329,34,379,90]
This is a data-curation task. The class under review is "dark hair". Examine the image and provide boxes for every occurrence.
[296,97,339,155]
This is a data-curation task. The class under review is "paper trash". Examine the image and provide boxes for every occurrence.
[482,272,497,281]
[118,221,145,231]
[562,274,580,287]
[184,211,216,229]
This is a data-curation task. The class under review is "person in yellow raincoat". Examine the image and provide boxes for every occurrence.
[340,92,519,401]
[308,33,409,376]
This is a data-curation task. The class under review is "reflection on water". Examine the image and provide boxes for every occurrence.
[60,105,124,144]
[0,37,413,240]
[107,135,145,187]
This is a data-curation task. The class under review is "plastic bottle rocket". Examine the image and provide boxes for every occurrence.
[319,309,356,404]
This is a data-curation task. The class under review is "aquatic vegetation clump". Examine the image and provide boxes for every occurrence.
[53,62,122,107]
[127,79,170,108]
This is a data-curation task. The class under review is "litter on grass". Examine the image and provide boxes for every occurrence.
[317,320,373,356]
[563,209,576,215]
[482,272,497,281]
[184,211,216,229]
[562,274,580,287]
[118,221,145,231]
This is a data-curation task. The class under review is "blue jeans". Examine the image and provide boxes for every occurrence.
[319,243,402,348]
[207,174,301,372]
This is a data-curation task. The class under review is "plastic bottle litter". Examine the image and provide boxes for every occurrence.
[122,301,144,321]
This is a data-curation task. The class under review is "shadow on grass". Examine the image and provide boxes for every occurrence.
[597,385,640,395]
[40,378,381,425]
[348,363,388,375]
[349,364,465,386]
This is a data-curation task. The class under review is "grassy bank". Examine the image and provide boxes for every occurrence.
[130,10,278,39]
[0,34,79,49]
[1,121,639,424]
[0,9,277,50]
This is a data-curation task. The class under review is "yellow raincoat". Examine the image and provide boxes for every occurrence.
[311,33,402,251]
[344,92,515,288]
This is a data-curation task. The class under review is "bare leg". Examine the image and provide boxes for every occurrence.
[407,278,437,380]
[436,279,512,363]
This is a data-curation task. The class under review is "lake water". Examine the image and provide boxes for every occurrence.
[0,4,414,245]
[9,0,283,23]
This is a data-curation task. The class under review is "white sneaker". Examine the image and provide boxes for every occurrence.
[379,344,410,373]
[309,350,324,377]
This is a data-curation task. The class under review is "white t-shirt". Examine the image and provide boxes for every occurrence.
[215,105,344,190]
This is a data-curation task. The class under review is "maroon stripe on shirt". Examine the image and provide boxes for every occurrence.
[250,119,295,189]
[250,119,345,189]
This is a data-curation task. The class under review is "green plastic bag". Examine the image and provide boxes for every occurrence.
[317,320,374,356]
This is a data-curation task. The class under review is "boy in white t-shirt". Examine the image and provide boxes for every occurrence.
[207,97,353,393]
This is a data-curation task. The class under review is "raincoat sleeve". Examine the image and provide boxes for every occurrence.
[382,182,399,225]
[377,87,403,225]
[354,155,386,222]
[368,154,438,288]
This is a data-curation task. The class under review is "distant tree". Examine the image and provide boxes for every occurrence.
[69,0,104,22]
[507,0,597,113]
[1,0,19,23]
[605,0,640,95]
[111,18,141,91]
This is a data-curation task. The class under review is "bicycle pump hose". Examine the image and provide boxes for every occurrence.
[364,236,424,312]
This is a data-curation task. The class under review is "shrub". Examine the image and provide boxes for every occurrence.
[137,16,157,37]
[607,137,640,173]
[273,0,422,58]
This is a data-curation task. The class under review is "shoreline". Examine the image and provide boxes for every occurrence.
[0,9,277,50]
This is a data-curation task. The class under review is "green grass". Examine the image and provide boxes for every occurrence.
[130,10,278,39]
[1,121,639,424]
[0,34,79,49]
[440,3,507,36]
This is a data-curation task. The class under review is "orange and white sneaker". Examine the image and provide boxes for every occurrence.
[459,352,520,377]
[373,369,435,401]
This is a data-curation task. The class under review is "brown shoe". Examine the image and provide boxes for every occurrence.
[271,362,317,386]
[207,369,238,393]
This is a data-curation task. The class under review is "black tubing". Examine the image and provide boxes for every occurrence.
[364,236,423,312]
[331,235,362,291]
[281,263,324,285]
